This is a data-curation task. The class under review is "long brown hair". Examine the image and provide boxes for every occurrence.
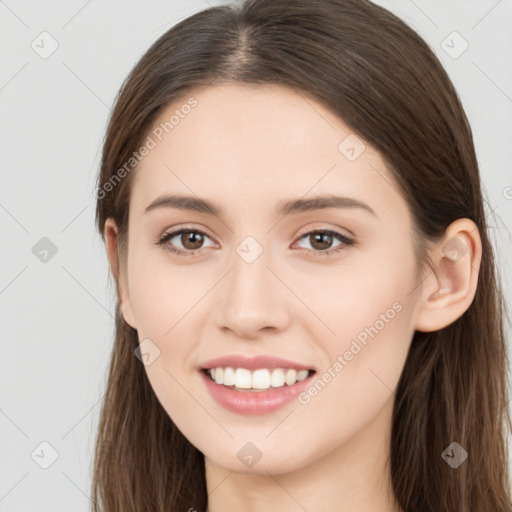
[92,0,512,510]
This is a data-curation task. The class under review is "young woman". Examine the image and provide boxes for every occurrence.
[92,0,512,510]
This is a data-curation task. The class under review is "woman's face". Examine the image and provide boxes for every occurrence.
[114,83,424,475]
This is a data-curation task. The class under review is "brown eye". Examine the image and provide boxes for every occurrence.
[308,232,334,250]
[294,229,355,256]
[157,228,215,256]
[180,230,204,250]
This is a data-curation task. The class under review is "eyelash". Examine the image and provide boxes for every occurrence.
[155,227,355,258]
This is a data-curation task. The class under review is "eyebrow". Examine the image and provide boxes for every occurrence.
[144,194,377,218]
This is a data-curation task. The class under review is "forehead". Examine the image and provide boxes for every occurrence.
[129,82,404,222]
[146,82,354,162]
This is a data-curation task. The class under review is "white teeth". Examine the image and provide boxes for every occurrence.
[206,367,312,390]
[252,369,271,389]
[296,370,309,382]
[270,368,285,387]
[234,368,252,389]
[223,367,235,386]
[285,369,297,385]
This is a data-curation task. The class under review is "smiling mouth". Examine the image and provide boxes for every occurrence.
[201,367,316,392]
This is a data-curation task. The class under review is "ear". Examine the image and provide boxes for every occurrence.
[104,218,137,329]
[414,218,482,332]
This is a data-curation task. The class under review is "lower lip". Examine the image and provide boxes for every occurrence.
[199,370,315,415]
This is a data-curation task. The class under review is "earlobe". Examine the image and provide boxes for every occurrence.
[120,302,137,330]
[414,219,482,333]
[104,218,137,329]
[120,302,137,329]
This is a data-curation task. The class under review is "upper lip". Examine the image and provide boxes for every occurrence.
[200,354,316,372]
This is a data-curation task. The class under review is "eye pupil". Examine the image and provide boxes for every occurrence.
[182,230,204,250]
[311,232,332,250]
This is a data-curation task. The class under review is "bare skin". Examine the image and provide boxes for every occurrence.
[104,83,482,512]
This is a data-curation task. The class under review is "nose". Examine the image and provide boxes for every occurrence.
[214,250,291,340]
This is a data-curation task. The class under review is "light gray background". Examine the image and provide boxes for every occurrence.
[1,1,511,510]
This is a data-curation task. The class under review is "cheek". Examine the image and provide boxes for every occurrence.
[127,246,203,338]
[300,239,416,347]
[126,249,208,401]
[293,287,414,455]
[296,244,416,411]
